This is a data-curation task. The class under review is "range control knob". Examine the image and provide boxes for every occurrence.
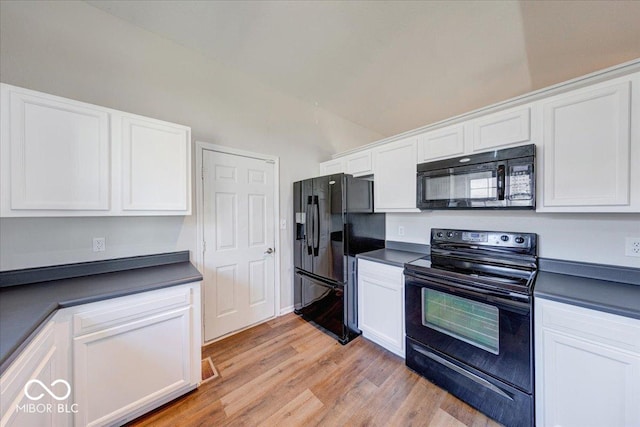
[436,232,444,238]
[515,236,525,244]
[446,231,454,238]
[500,235,510,242]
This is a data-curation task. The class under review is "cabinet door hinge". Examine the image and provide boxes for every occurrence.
[203,241,207,253]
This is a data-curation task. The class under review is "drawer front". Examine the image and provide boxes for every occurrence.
[73,285,193,337]
[538,298,640,354]
[358,259,403,285]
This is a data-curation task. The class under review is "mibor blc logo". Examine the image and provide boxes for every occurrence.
[16,379,78,414]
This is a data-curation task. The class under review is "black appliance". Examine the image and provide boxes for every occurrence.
[293,173,385,344]
[417,144,535,209]
[404,228,538,427]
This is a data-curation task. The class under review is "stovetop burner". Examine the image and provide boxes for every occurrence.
[405,228,538,295]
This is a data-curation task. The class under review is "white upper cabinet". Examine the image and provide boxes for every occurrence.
[1,85,111,214]
[417,123,465,162]
[0,83,192,216]
[470,105,531,152]
[318,158,344,176]
[121,115,191,213]
[538,73,639,212]
[373,136,419,212]
[319,150,373,177]
[417,105,533,164]
[344,150,373,176]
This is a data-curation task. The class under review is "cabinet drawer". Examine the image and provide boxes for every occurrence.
[73,285,192,337]
[538,299,640,354]
[358,259,403,286]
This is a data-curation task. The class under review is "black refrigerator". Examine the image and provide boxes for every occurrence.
[293,173,385,344]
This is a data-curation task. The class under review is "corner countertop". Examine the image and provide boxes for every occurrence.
[0,252,202,374]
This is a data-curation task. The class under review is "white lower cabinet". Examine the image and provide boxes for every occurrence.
[70,283,201,427]
[0,320,71,427]
[0,282,201,427]
[357,259,405,357]
[535,298,640,427]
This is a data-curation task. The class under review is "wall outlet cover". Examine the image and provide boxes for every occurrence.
[93,237,106,252]
[625,237,640,257]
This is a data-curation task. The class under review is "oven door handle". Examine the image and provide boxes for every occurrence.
[405,272,531,307]
[409,343,514,401]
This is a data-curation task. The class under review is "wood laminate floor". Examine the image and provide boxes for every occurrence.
[128,313,501,427]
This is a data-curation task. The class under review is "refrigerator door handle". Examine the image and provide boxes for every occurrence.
[313,196,320,256]
[305,199,313,255]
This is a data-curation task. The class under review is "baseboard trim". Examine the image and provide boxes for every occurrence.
[280,305,295,315]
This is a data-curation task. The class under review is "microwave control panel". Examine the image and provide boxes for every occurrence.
[508,164,533,200]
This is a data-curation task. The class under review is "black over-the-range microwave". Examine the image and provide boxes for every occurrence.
[416,144,535,210]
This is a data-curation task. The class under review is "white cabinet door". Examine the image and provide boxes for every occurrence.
[71,284,200,427]
[1,83,193,217]
[357,259,405,357]
[319,158,345,176]
[373,137,419,212]
[540,78,636,211]
[470,105,531,152]
[535,298,640,427]
[417,124,466,163]
[344,150,373,177]
[120,115,191,213]
[1,84,110,216]
[0,320,71,427]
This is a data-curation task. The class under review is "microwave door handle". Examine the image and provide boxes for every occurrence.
[497,164,506,201]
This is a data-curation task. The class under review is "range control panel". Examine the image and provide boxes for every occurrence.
[431,228,534,249]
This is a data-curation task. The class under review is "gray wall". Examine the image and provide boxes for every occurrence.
[0,1,383,312]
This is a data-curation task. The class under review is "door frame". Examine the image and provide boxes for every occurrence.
[195,141,281,345]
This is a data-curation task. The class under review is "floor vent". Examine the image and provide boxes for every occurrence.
[201,356,219,383]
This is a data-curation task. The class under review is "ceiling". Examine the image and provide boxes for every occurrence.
[86,0,640,138]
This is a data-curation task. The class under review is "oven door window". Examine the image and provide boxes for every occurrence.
[422,288,499,355]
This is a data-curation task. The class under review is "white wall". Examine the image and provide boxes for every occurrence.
[0,1,383,311]
[387,212,640,268]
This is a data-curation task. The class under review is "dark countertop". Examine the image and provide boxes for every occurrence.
[357,248,426,268]
[534,270,640,320]
[0,252,202,373]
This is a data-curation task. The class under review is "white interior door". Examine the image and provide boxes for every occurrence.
[202,150,276,341]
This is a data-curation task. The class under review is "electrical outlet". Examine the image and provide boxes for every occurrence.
[93,237,106,252]
[625,237,640,257]
[398,226,405,236]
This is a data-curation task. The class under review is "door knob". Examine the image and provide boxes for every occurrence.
[264,248,274,254]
